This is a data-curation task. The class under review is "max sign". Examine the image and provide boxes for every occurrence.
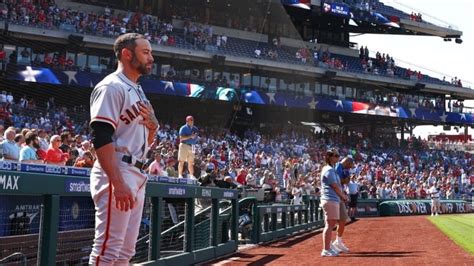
[0,175,20,190]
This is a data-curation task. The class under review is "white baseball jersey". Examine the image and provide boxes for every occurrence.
[89,70,150,265]
[429,186,440,198]
[90,70,150,160]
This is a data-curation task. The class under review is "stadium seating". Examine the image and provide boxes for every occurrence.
[0,1,460,89]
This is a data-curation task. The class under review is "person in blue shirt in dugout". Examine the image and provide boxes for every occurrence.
[178,115,198,179]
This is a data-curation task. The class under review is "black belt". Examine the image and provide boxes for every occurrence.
[122,155,145,170]
[181,142,192,146]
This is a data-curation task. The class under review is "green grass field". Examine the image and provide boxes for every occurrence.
[428,214,474,255]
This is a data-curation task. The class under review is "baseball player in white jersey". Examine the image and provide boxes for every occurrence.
[88,33,159,265]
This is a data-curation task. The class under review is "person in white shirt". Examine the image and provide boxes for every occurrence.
[37,129,49,151]
[347,175,359,220]
[429,184,441,216]
[77,140,91,158]
[147,152,164,176]
[292,181,303,205]
[255,49,261,58]
[6,92,14,103]
[0,91,6,103]
[246,168,257,187]
[221,34,227,47]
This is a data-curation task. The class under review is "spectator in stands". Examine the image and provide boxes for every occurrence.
[77,140,91,158]
[37,129,49,151]
[59,131,72,153]
[291,180,303,205]
[6,92,12,104]
[44,134,69,165]
[236,168,247,186]
[246,168,257,187]
[147,152,164,176]
[165,157,178,177]
[221,34,228,48]
[1,127,20,160]
[19,131,43,164]
[74,151,95,168]
[254,48,261,58]
[14,133,24,148]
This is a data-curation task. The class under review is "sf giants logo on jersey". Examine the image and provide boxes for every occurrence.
[119,101,143,125]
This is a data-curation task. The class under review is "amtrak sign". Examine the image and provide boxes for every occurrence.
[0,175,20,190]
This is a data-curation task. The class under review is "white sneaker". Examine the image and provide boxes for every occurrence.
[436,213,439,216]
[330,243,341,254]
[333,240,350,253]
[431,213,434,216]
[321,249,338,257]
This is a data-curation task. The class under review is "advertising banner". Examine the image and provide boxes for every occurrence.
[322,2,350,18]
[8,65,473,125]
[379,200,473,216]
[0,195,95,236]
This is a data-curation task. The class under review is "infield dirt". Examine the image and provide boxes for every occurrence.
[205,215,474,265]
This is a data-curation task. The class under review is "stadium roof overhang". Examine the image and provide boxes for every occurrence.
[289,0,463,39]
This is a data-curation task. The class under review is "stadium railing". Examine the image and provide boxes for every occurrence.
[0,168,239,266]
[248,195,324,244]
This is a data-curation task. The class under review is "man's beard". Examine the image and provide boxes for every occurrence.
[33,142,40,149]
[131,54,151,75]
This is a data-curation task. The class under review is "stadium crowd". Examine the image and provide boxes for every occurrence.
[1,90,472,204]
[0,0,177,47]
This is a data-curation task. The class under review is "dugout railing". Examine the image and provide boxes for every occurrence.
[0,170,239,266]
[249,195,325,244]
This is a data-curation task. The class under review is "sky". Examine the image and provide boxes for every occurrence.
[351,0,474,139]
